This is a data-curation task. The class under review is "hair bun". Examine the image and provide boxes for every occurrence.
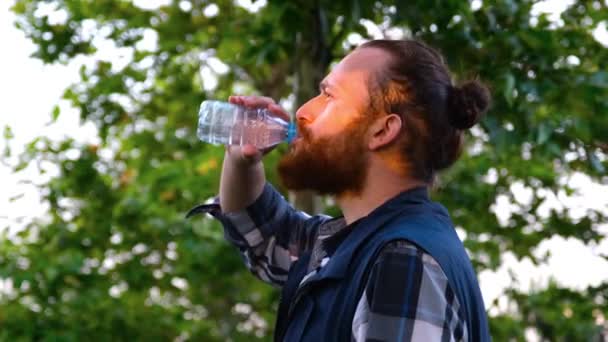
[448,80,491,129]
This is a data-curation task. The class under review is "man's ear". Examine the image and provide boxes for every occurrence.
[368,114,402,150]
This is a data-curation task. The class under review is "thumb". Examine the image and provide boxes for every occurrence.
[241,144,263,163]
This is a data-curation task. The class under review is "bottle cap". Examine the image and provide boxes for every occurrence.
[286,122,297,143]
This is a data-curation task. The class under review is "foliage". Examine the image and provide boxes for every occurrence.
[1,0,607,340]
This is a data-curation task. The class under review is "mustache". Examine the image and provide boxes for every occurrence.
[296,123,313,141]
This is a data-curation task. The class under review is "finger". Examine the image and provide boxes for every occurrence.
[268,103,291,121]
[229,95,244,105]
[241,144,261,158]
[240,96,276,108]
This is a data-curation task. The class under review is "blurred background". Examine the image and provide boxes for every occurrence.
[0,0,607,340]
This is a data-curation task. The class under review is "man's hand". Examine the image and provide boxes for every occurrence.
[219,95,289,212]
[226,95,291,165]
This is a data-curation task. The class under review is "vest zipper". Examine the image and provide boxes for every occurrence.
[276,278,318,341]
[286,281,314,318]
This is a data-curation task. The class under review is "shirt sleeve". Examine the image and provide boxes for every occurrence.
[351,240,468,342]
[186,182,332,287]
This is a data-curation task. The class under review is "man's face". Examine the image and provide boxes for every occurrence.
[278,48,388,196]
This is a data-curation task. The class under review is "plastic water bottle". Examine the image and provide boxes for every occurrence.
[197,100,297,149]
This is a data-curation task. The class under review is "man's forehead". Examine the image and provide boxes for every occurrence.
[340,47,388,72]
[324,47,388,93]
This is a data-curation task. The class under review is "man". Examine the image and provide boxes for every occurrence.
[188,39,491,341]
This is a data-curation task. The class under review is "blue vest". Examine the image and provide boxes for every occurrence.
[274,188,490,341]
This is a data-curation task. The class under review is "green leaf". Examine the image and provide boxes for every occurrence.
[9,193,24,202]
[503,73,515,106]
[536,122,551,145]
[3,125,14,140]
[51,105,60,122]
[589,152,606,174]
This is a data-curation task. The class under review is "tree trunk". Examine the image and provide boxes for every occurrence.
[289,4,333,214]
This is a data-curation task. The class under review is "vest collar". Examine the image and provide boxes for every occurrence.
[306,186,430,283]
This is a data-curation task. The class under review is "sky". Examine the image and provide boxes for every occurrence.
[1,0,607,316]
[0,2,94,226]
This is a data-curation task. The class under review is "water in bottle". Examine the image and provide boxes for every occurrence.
[197,100,296,149]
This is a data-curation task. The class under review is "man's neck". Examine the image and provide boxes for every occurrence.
[336,163,426,225]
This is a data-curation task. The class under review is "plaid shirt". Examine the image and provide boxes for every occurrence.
[188,183,468,341]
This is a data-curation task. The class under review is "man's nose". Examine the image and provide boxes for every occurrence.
[295,98,316,125]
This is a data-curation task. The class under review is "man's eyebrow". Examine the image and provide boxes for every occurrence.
[319,80,333,93]
[319,81,328,93]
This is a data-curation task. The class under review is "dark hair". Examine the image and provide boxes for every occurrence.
[361,39,491,183]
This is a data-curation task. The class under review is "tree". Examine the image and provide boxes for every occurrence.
[1,0,607,340]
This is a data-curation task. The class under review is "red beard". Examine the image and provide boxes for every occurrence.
[278,115,372,196]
